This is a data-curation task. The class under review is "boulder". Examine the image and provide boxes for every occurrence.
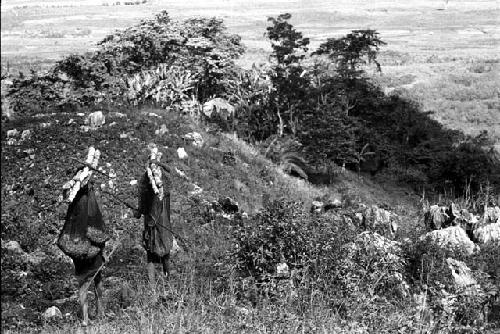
[421,226,478,256]
[341,232,408,297]
[6,129,19,138]
[360,205,399,237]
[43,306,62,319]
[484,206,500,224]
[446,258,480,294]
[424,205,451,230]
[473,222,500,245]
[3,240,24,254]
[276,262,290,278]
[202,98,234,119]
[177,147,188,160]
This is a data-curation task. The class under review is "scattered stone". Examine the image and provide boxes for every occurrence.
[148,112,160,118]
[171,238,181,255]
[177,147,188,160]
[80,125,90,132]
[130,180,138,186]
[76,113,85,117]
[311,201,324,214]
[276,262,290,277]
[21,130,31,141]
[43,306,62,319]
[182,132,203,147]
[40,122,51,128]
[120,133,128,139]
[175,168,189,180]
[155,124,168,136]
[86,111,105,129]
[188,184,203,196]
[68,119,75,125]
[108,121,117,127]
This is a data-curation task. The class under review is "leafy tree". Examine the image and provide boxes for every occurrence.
[315,29,386,80]
[266,13,310,136]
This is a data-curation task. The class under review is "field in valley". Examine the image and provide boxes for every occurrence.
[1,0,500,145]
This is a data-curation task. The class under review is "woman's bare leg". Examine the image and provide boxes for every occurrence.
[94,271,104,318]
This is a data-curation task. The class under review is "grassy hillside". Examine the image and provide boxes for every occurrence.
[2,107,430,333]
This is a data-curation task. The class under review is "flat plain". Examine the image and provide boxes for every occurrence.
[2,0,499,144]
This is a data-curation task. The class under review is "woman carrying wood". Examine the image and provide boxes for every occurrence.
[57,147,110,326]
[133,144,173,285]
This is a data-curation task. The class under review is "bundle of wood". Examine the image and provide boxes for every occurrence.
[146,144,164,200]
[61,147,101,203]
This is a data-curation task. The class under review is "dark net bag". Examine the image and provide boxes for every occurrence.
[58,183,110,260]
[138,172,173,259]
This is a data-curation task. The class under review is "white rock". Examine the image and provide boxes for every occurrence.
[130,180,138,186]
[188,184,203,196]
[87,111,105,129]
[182,132,204,148]
[67,119,75,125]
[7,129,19,137]
[175,168,188,180]
[422,226,478,255]
[3,240,23,253]
[120,133,128,139]
[177,147,188,160]
[202,98,234,119]
[155,124,168,136]
[171,238,181,255]
[76,113,85,117]
[21,130,31,140]
[276,262,290,277]
[330,198,342,208]
[40,122,51,128]
[43,306,62,319]
[473,222,500,245]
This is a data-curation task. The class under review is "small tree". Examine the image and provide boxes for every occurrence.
[315,29,386,80]
[314,30,386,116]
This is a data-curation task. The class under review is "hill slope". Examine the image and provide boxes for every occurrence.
[1,106,431,333]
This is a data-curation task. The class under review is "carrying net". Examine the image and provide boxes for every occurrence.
[137,145,173,258]
[57,147,110,260]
